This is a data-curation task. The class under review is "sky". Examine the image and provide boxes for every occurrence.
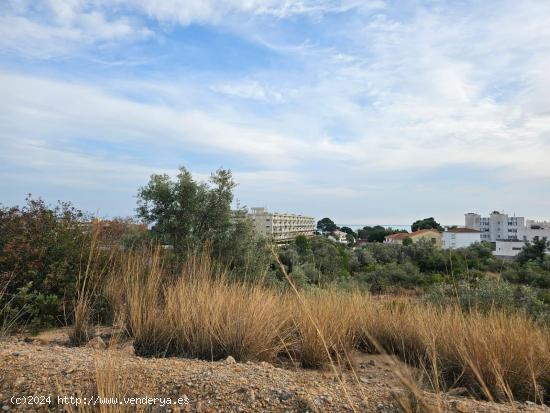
[1,0,550,226]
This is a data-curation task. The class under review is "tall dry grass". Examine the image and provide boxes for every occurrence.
[70,229,117,346]
[361,302,550,403]
[293,290,364,368]
[60,352,133,413]
[108,246,550,403]
[115,247,292,361]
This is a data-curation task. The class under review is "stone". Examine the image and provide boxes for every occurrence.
[224,356,236,364]
[86,336,106,350]
[122,343,135,356]
[368,359,376,367]
[447,387,468,397]
[2,405,10,411]
[453,400,471,413]
[14,377,25,387]
[277,390,295,401]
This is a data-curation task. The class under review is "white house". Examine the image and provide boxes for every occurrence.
[442,228,481,249]
[329,230,348,244]
[494,240,526,257]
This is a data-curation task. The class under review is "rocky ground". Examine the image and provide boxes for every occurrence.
[1,329,548,412]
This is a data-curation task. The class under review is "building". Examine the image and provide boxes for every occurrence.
[518,220,550,242]
[465,211,524,242]
[442,228,481,249]
[329,230,348,244]
[246,207,315,242]
[384,229,442,247]
[494,240,527,258]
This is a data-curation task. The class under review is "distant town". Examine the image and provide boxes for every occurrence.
[235,207,550,258]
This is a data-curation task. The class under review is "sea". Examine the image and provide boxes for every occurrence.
[338,224,412,232]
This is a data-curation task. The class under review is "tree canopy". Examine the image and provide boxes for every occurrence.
[517,237,549,265]
[411,217,443,232]
[316,217,338,234]
[137,167,235,249]
[357,225,406,243]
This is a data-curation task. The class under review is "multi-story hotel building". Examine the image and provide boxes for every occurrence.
[246,207,315,242]
[465,211,524,242]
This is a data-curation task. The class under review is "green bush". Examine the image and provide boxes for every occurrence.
[425,279,550,323]
[0,197,90,328]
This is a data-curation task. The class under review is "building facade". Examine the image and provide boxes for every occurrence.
[442,228,481,249]
[246,207,315,242]
[465,211,524,242]
[494,240,527,257]
[329,230,348,244]
[518,220,550,242]
[384,229,443,247]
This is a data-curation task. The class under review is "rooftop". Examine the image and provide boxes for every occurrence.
[446,228,480,233]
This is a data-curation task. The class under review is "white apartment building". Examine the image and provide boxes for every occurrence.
[494,240,527,257]
[465,211,524,242]
[518,220,550,242]
[442,228,481,249]
[246,207,315,242]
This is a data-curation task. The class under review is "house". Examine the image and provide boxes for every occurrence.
[384,229,442,247]
[494,240,527,258]
[442,227,481,249]
[329,230,348,244]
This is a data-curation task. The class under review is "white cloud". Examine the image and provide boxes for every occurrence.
[0,72,306,168]
[2,0,550,221]
[0,1,151,58]
[211,80,285,102]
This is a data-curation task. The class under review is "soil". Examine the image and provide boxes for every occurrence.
[1,328,548,412]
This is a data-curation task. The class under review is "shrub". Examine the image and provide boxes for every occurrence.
[118,247,291,361]
[0,197,89,328]
[425,279,549,323]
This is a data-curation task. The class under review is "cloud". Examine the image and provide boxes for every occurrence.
[2,0,550,222]
[0,1,151,58]
[0,72,306,168]
[211,80,285,102]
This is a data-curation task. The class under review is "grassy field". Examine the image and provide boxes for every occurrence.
[93,247,550,405]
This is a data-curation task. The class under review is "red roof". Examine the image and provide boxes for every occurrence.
[385,229,440,240]
[446,228,480,233]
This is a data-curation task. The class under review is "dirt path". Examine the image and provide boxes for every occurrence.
[0,330,548,412]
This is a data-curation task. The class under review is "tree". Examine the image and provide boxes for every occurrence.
[340,226,357,239]
[411,217,443,232]
[316,217,338,234]
[295,235,312,255]
[137,167,235,250]
[516,237,549,265]
[357,226,406,243]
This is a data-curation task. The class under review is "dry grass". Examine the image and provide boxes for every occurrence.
[108,246,550,404]
[69,229,117,346]
[166,252,292,361]
[293,290,364,368]
[116,247,291,361]
[361,302,550,403]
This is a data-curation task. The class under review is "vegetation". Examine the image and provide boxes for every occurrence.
[108,246,550,403]
[2,167,550,405]
[357,225,406,242]
[411,217,442,232]
[316,217,338,234]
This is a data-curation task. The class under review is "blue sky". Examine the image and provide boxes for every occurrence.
[1,0,550,225]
